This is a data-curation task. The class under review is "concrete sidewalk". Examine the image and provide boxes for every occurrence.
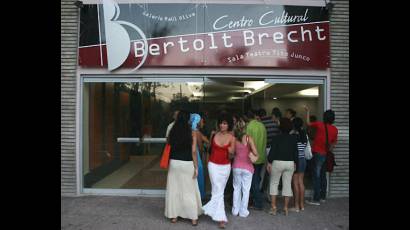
[62,196,349,230]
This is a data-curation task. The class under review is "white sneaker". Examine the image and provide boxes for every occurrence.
[306,200,321,206]
[232,208,239,216]
[320,199,326,203]
[239,211,249,218]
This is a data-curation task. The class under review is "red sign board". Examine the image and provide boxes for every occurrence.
[78,1,330,70]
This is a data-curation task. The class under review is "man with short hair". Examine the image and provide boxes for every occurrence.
[304,107,338,206]
[285,108,297,121]
[246,109,267,210]
[260,108,282,147]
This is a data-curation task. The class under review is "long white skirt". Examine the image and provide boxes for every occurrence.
[165,159,203,220]
[202,162,231,222]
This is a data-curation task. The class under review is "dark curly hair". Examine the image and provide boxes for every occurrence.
[217,112,234,131]
[169,110,192,149]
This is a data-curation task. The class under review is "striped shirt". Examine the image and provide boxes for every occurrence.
[260,116,281,147]
[296,142,307,158]
[290,130,307,158]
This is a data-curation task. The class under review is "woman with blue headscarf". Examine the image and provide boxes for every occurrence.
[190,113,206,200]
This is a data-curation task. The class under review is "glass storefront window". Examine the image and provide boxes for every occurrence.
[82,80,204,189]
[82,76,324,192]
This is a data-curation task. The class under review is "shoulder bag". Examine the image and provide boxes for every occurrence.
[304,135,313,160]
[159,143,171,169]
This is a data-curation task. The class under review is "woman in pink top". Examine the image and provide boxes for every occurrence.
[231,119,258,217]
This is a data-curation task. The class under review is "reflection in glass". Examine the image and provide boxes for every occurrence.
[82,81,204,189]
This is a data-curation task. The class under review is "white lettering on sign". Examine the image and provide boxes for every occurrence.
[287,31,298,42]
[243,30,255,46]
[291,52,311,62]
[208,33,218,49]
[258,33,269,45]
[163,42,175,54]
[315,26,327,40]
[227,54,245,63]
[242,25,326,46]
[273,32,284,43]
[126,24,327,71]
[213,15,254,31]
[142,11,196,22]
[222,33,233,47]
[134,41,145,57]
[214,9,310,30]
[226,49,290,63]
[301,26,312,42]
[193,39,205,51]
[259,11,275,26]
[274,9,309,24]
[178,37,190,52]
[149,44,160,56]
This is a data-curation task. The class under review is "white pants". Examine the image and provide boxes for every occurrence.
[232,168,253,217]
[202,162,231,222]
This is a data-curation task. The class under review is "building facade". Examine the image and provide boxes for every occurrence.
[61,0,349,197]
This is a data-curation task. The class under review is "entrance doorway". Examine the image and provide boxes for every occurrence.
[80,76,326,195]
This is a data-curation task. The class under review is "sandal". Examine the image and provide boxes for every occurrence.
[268,207,277,216]
[171,218,177,223]
[283,208,289,216]
[218,221,226,229]
[192,220,198,226]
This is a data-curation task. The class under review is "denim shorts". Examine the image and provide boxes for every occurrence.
[296,158,306,173]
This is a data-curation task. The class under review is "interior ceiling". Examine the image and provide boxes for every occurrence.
[254,84,319,99]
[203,79,318,100]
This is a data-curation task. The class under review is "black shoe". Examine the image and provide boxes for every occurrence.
[249,205,263,211]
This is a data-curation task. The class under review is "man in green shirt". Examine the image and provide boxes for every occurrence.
[246,110,267,210]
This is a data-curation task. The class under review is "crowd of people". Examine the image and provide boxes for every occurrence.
[163,106,338,228]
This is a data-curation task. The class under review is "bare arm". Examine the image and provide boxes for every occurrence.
[197,132,204,153]
[192,131,198,178]
[304,106,311,126]
[248,136,259,157]
[197,131,206,161]
[202,135,209,145]
[228,134,235,154]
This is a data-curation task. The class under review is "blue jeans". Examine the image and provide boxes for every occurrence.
[251,163,264,209]
[312,153,327,202]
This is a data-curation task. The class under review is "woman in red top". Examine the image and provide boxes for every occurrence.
[202,112,235,229]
